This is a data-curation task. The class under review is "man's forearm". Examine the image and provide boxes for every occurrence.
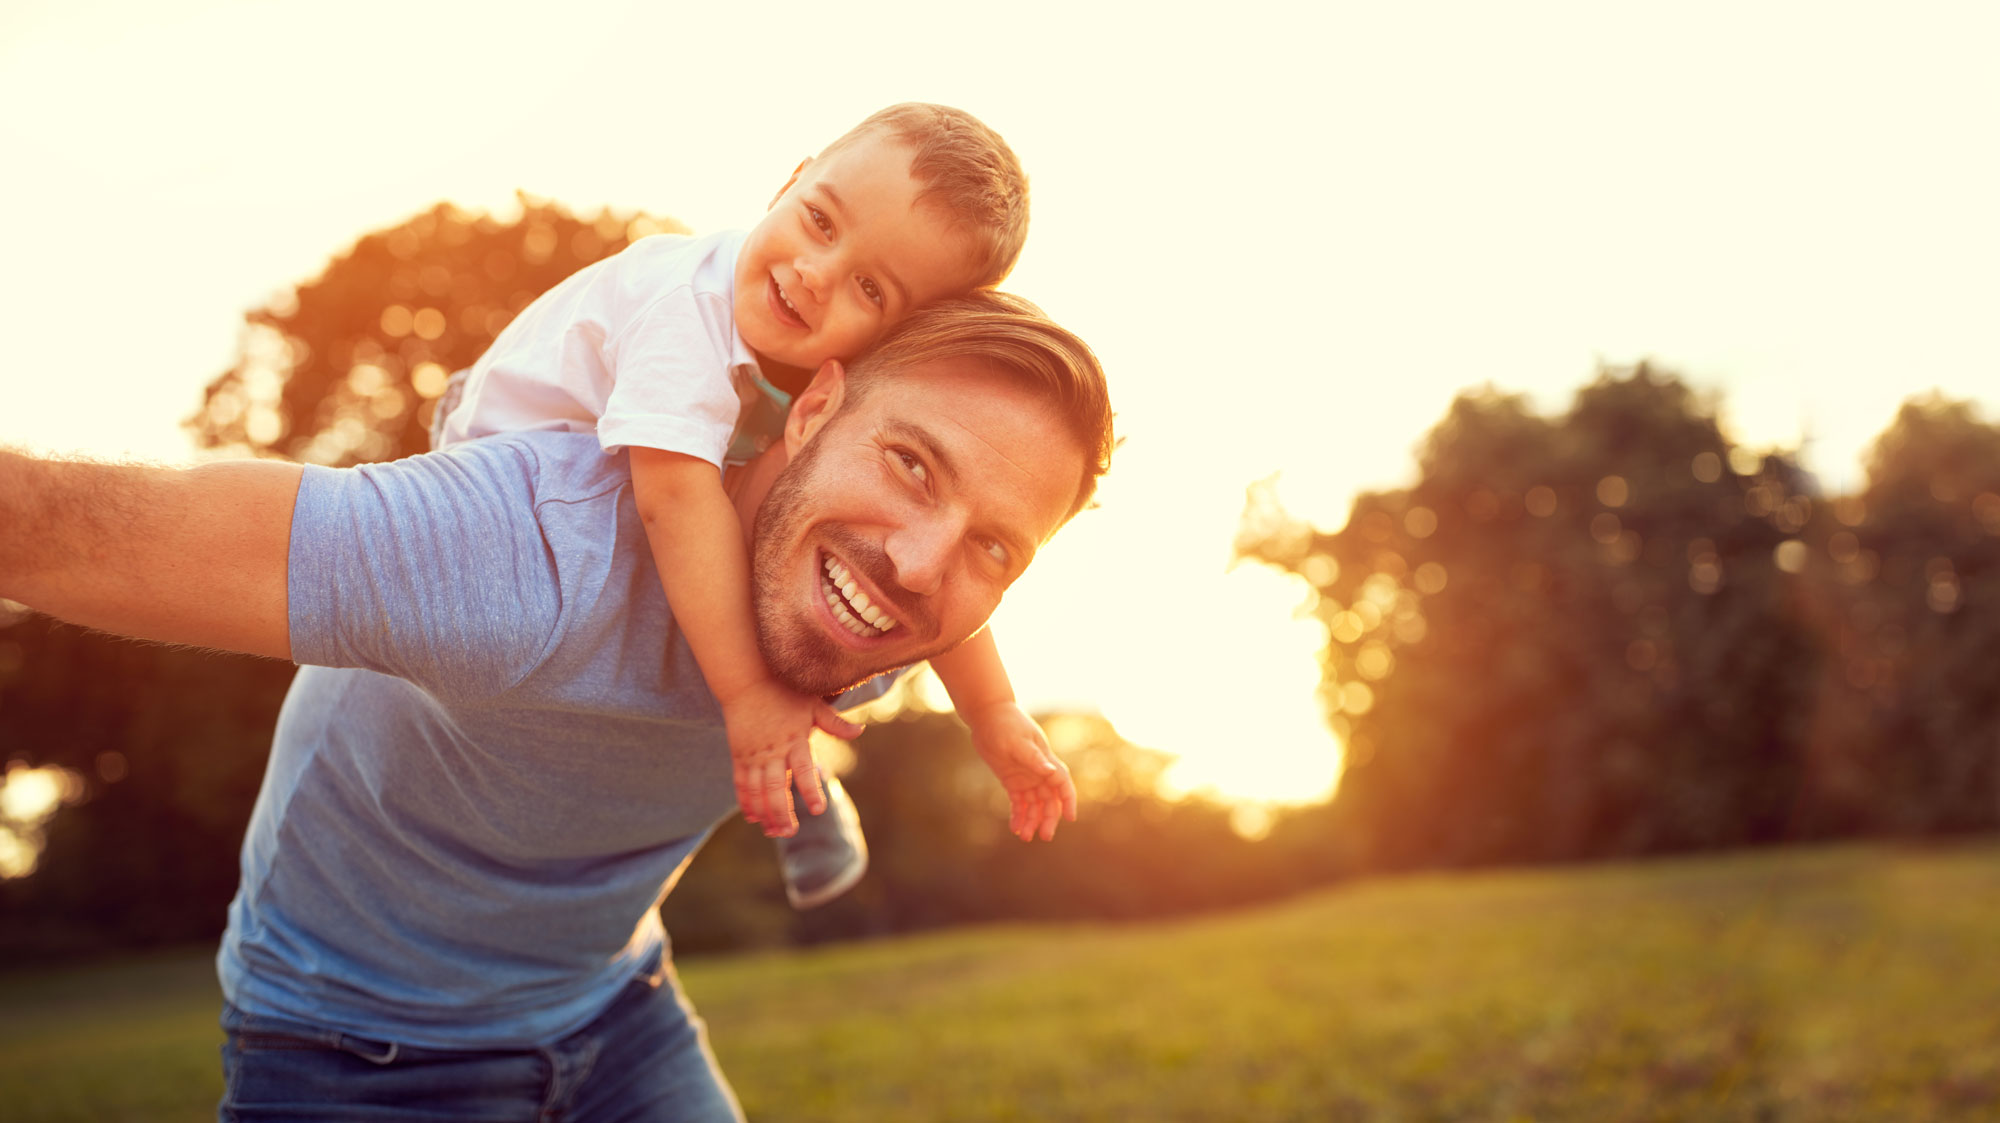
[3,450,149,592]
[0,449,302,659]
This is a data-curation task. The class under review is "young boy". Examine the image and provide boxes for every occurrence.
[434,104,1076,907]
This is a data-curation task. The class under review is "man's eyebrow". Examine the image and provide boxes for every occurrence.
[882,420,958,486]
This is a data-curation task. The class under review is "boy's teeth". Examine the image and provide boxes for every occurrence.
[821,555,896,634]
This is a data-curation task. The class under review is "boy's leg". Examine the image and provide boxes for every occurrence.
[776,774,868,909]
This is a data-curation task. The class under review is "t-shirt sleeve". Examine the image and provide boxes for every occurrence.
[594,286,743,467]
[287,444,564,699]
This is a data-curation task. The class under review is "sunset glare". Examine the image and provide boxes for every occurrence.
[4,0,1997,807]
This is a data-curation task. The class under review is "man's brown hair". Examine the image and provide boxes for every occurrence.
[843,290,1112,520]
[821,103,1030,289]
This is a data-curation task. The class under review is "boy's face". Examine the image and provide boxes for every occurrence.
[734,133,983,381]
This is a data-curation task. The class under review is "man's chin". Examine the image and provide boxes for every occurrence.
[757,620,910,699]
[765,652,862,699]
[780,664,903,700]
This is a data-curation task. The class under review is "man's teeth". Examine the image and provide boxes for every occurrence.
[822,556,897,637]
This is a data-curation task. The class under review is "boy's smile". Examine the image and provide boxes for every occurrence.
[734,133,984,388]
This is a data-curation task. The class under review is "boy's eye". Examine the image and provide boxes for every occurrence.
[807,205,833,237]
[859,277,884,307]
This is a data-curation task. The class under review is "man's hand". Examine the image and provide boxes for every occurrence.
[721,678,863,838]
[964,701,1075,842]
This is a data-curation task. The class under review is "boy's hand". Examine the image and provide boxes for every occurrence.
[721,679,863,838]
[964,702,1076,842]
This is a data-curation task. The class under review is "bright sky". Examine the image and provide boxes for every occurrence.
[3,0,1996,806]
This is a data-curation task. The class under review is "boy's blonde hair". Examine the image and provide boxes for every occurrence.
[821,103,1030,289]
[844,290,1111,520]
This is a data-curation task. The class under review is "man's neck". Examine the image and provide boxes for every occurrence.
[723,444,788,552]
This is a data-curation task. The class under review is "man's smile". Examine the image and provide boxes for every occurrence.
[819,550,898,639]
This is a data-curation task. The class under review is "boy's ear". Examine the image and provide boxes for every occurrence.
[768,157,813,210]
[784,359,846,453]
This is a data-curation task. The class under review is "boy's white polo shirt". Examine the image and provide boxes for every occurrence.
[436,230,783,470]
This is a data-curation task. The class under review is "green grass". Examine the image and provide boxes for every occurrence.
[6,842,1999,1121]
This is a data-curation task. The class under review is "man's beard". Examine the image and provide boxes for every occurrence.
[748,435,940,696]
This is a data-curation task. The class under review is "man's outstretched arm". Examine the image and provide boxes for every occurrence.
[0,449,302,660]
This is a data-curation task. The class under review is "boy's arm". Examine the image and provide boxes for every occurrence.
[929,627,1078,842]
[926,626,1012,712]
[628,448,859,834]
[0,449,299,659]
[629,448,770,704]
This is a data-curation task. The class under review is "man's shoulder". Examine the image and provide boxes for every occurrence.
[435,429,631,510]
[290,430,659,697]
[311,432,631,541]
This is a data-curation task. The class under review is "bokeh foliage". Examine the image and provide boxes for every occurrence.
[188,195,688,465]
[1239,369,2000,875]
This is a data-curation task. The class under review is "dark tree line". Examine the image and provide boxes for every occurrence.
[664,708,1286,955]
[1238,369,2000,875]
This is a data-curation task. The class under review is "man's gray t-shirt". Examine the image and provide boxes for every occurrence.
[217,431,894,1048]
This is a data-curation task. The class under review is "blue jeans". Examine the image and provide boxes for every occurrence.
[217,963,743,1122]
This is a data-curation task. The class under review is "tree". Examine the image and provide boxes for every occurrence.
[0,613,294,956]
[186,196,687,464]
[651,706,1300,953]
[1238,364,1824,873]
[1801,395,2000,833]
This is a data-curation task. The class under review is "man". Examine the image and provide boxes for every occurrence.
[0,291,1113,1121]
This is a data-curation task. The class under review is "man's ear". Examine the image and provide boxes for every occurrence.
[768,157,812,210]
[784,359,847,454]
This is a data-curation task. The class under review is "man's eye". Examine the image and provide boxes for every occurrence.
[895,449,928,483]
[859,277,884,307]
[979,537,1009,566]
[808,206,833,236]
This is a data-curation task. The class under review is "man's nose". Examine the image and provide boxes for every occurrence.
[886,518,958,599]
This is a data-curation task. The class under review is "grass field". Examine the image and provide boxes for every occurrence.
[5,841,1998,1121]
